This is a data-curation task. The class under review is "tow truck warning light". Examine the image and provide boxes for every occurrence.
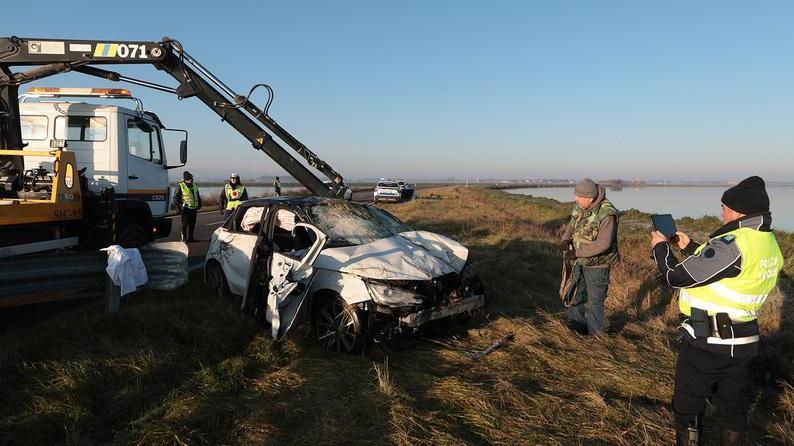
[26,87,132,98]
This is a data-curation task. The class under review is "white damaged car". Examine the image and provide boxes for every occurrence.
[204,197,486,353]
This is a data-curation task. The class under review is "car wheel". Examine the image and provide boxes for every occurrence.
[205,261,229,299]
[117,223,148,248]
[312,295,365,354]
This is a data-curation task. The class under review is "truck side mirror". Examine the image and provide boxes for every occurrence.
[162,128,188,169]
[180,140,188,164]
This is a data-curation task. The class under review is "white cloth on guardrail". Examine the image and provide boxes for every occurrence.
[101,245,148,296]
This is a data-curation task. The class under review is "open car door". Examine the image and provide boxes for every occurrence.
[212,206,266,298]
[266,223,327,340]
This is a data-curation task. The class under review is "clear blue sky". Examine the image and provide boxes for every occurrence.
[6,0,793,181]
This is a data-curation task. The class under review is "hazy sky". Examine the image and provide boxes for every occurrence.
[6,0,794,181]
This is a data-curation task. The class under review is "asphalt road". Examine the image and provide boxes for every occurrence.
[164,189,377,271]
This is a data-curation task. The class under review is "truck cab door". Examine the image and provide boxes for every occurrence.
[124,116,169,217]
[265,223,327,341]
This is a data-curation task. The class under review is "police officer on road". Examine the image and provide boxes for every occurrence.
[651,176,783,445]
[219,173,248,220]
[173,171,201,242]
[560,178,620,336]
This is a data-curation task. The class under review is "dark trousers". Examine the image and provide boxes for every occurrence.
[566,265,610,335]
[223,209,234,221]
[181,207,197,241]
[673,339,752,433]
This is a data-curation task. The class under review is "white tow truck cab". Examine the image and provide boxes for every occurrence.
[17,87,187,247]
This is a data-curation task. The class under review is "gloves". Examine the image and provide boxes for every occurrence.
[563,248,576,261]
[561,239,575,261]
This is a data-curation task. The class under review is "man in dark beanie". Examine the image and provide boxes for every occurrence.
[650,176,783,445]
[560,178,620,336]
[173,171,202,242]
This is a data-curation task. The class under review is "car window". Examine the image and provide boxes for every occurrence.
[306,201,412,247]
[239,206,266,233]
[377,182,399,188]
[271,209,310,254]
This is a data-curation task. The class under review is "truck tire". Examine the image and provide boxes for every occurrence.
[117,223,148,248]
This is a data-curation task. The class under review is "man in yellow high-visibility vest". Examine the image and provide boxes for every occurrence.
[173,171,202,242]
[219,173,249,220]
[651,176,783,446]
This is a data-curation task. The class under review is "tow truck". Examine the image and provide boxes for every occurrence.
[0,36,351,257]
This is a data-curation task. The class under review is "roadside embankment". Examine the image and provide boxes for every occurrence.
[1,186,791,445]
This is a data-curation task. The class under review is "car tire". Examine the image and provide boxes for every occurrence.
[205,261,229,299]
[117,223,148,248]
[312,294,365,354]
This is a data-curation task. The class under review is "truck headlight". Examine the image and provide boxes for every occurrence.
[366,281,422,307]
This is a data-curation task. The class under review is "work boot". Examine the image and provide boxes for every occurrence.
[719,429,744,446]
[676,427,701,446]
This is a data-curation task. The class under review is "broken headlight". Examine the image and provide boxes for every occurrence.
[366,281,423,307]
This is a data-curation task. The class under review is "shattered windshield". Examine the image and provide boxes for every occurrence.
[306,201,413,247]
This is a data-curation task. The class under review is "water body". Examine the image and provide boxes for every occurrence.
[506,186,794,232]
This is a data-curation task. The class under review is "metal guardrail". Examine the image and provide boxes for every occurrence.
[0,242,189,310]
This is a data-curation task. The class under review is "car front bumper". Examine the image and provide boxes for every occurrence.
[398,294,486,328]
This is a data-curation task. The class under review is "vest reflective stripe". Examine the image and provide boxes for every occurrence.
[679,227,783,322]
[679,289,758,322]
[179,181,199,209]
[224,184,246,210]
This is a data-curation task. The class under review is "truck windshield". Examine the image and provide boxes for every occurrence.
[306,201,412,247]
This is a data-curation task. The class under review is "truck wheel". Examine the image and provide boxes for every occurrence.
[205,262,229,299]
[312,295,364,354]
[117,224,148,248]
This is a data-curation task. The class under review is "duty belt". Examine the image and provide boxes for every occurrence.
[680,321,760,346]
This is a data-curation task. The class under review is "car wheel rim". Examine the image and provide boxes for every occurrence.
[209,266,223,297]
[316,300,358,352]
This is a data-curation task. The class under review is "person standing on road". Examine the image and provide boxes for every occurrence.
[219,173,248,220]
[560,178,620,336]
[173,171,201,242]
[651,176,783,446]
[273,176,282,197]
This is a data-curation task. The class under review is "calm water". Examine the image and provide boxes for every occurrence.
[507,186,794,232]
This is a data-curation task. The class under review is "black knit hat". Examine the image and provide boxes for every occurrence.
[183,171,193,181]
[721,176,769,215]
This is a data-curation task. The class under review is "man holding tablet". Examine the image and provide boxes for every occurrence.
[650,176,784,446]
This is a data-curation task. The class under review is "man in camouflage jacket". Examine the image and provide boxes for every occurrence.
[561,178,620,335]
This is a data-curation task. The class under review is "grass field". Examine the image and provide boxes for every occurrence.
[1,186,792,445]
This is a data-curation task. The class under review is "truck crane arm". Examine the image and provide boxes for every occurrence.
[0,36,349,198]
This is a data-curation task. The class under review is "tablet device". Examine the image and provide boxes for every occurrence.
[650,214,677,238]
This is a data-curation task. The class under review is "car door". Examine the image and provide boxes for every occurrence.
[212,206,267,296]
[265,222,327,341]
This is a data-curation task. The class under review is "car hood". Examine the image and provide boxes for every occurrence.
[314,230,468,281]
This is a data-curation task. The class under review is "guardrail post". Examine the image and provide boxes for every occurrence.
[106,276,120,313]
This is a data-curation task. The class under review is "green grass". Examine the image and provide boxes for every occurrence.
[1,186,792,445]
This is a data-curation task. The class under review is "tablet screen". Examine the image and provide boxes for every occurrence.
[651,214,677,238]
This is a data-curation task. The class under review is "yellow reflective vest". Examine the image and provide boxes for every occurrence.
[679,227,783,322]
[178,181,200,210]
[224,184,246,210]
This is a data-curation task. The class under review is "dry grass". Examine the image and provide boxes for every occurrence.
[1,186,792,445]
